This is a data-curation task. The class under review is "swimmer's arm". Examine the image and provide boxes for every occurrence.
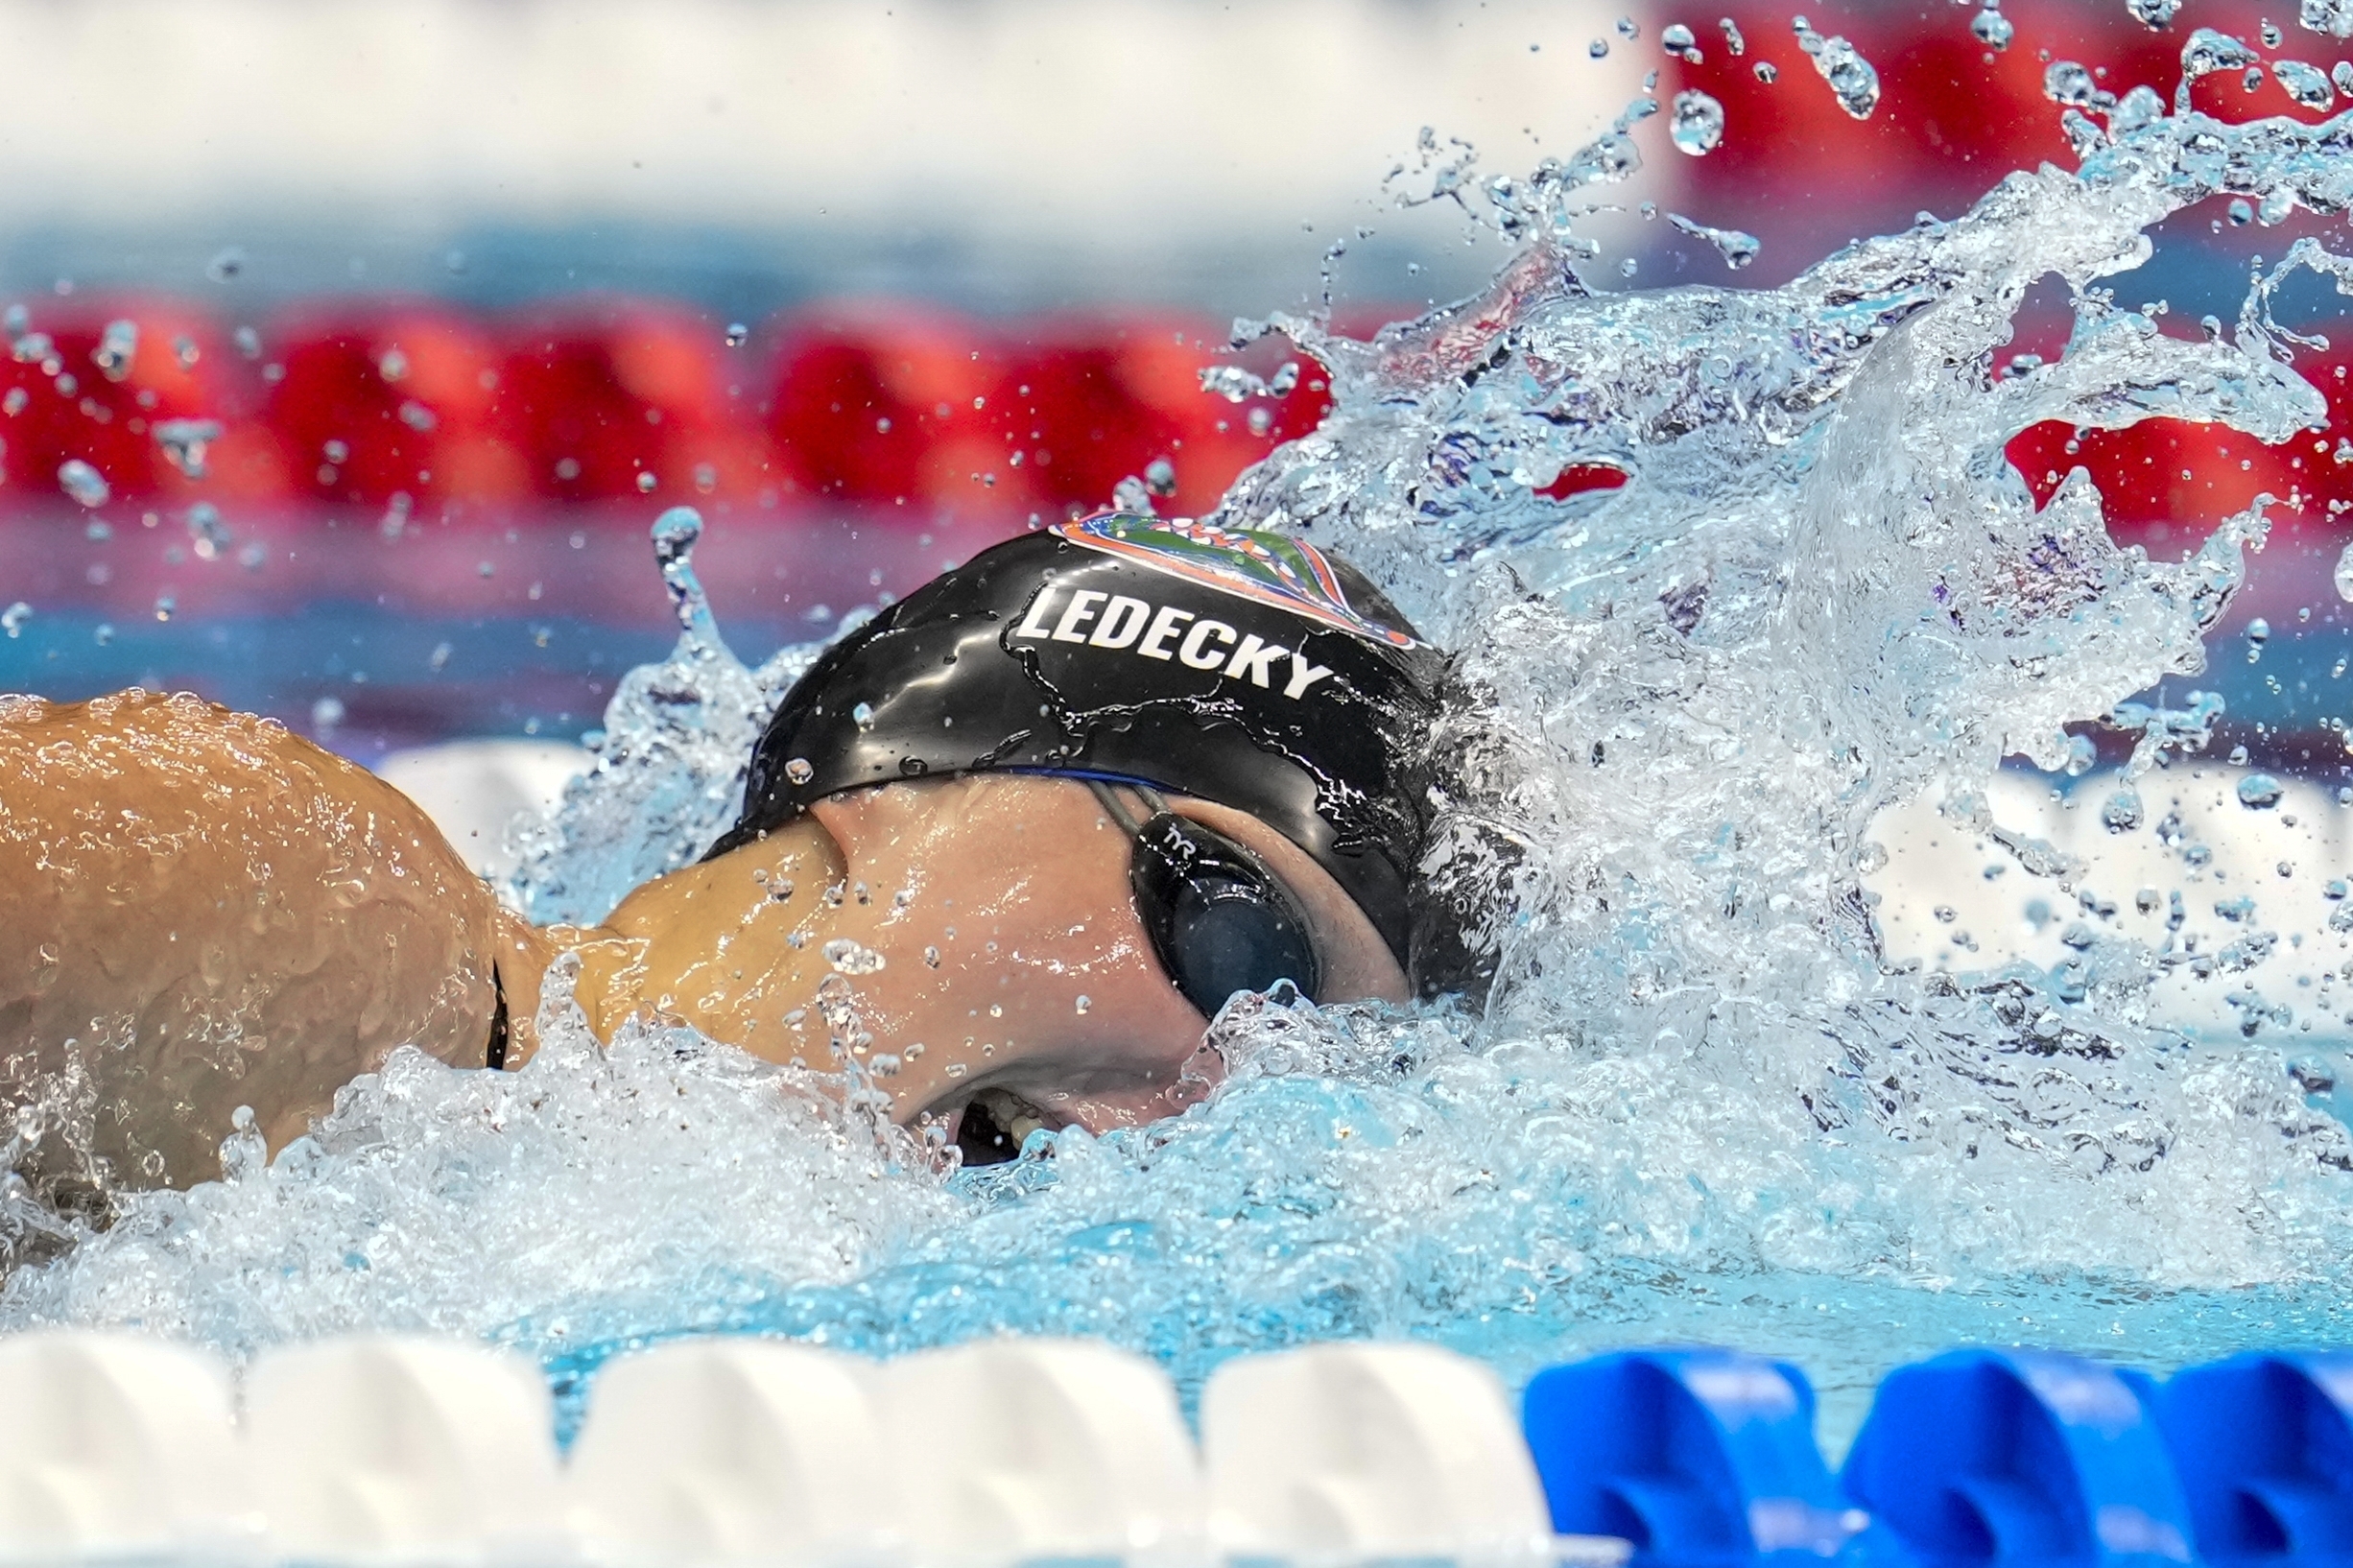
[0,691,531,1191]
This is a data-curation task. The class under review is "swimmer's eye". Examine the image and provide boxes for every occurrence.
[1128,811,1321,1017]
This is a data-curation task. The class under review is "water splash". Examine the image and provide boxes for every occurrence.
[1667,213,1760,270]
[2303,0,2353,42]
[507,507,817,927]
[10,82,2353,1441]
[2177,30,2260,111]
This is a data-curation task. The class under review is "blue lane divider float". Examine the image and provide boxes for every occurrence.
[1523,1348,1865,1567]
[1842,1349,2195,1568]
[2155,1352,2353,1568]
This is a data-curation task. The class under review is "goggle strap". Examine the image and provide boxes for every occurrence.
[1084,778,1169,838]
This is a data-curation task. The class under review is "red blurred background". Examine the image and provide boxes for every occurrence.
[5,0,2352,767]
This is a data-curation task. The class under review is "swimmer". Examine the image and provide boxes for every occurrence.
[0,511,1487,1201]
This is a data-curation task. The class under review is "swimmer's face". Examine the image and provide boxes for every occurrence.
[593,773,1408,1161]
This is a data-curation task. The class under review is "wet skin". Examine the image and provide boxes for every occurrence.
[1,690,1407,1191]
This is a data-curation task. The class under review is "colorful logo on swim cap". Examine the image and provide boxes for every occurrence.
[1054,511,1420,650]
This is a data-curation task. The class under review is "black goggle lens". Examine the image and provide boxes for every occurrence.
[1129,812,1321,1017]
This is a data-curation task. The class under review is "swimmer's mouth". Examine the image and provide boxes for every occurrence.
[939,1086,1062,1168]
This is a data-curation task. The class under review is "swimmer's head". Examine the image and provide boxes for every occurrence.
[710,511,1494,1002]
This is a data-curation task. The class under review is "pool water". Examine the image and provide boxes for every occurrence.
[9,50,2353,1458]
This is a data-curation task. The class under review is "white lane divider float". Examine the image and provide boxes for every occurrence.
[565,1336,895,1567]
[874,1337,1205,1568]
[244,1336,565,1566]
[0,1328,1621,1567]
[1200,1341,1581,1568]
[0,1330,248,1563]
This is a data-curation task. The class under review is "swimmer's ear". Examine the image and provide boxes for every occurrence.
[804,778,967,858]
[803,791,869,859]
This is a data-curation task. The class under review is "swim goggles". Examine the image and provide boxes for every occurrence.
[1086,780,1322,1016]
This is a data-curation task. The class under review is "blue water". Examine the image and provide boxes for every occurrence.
[8,49,2353,1459]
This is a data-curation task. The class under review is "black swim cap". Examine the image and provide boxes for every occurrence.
[710,511,1479,997]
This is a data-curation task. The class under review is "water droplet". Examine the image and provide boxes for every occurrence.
[923,945,940,968]
[1754,59,1779,83]
[785,756,815,785]
[1670,89,1726,154]
[822,938,887,975]
[57,459,107,508]
[311,696,345,731]
[1793,17,1881,117]
[2103,790,2146,832]
[377,346,408,382]
[1075,994,1093,1014]
[852,701,876,730]
[153,418,222,480]
[1589,37,1609,58]
[90,319,136,382]
[398,399,437,432]
[2229,198,2256,226]
[1144,457,1177,496]
[2336,60,2353,95]
[636,470,657,493]
[83,520,109,541]
[233,324,261,359]
[2044,59,2095,103]
[2248,617,2271,642]
[1720,17,1747,55]
[724,321,749,347]
[2333,541,2353,601]
[153,592,174,622]
[205,247,245,283]
[2240,772,2286,808]
[694,462,718,493]
[0,601,28,637]
[322,439,350,464]
[2063,734,2097,776]
[186,503,229,556]
[3,388,26,416]
[1977,10,2017,51]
